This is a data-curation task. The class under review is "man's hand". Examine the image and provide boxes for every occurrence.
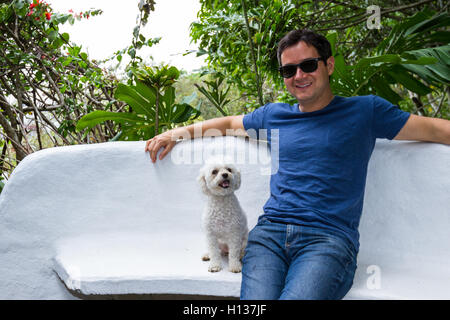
[145,131,177,163]
[144,115,246,163]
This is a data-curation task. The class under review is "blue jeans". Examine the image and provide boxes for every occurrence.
[240,217,357,300]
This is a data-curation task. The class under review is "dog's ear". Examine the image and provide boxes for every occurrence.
[197,170,209,195]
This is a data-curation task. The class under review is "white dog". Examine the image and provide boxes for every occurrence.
[197,158,248,273]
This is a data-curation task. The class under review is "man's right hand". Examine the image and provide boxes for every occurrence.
[145,131,177,163]
[144,115,245,163]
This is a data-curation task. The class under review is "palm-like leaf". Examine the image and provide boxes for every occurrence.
[329,11,449,104]
[76,70,201,140]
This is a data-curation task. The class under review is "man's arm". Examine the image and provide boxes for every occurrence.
[394,114,450,145]
[145,115,246,162]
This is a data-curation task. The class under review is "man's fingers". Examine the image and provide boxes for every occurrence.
[150,140,161,162]
[159,141,175,160]
[145,138,153,152]
[146,139,159,162]
[145,133,175,162]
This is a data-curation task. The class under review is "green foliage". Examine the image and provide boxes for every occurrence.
[191,0,449,119]
[194,73,231,116]
[191,0,298,103]
[2,0,450,190]
[76,65,201,140]
[110,0,160,74]
[0,0,118,168]
[133,65,180,90]
[329,11,450,106]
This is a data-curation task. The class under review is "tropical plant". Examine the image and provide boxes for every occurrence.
[76,65,201,140]
[194,73,231,116]
[191,0,298,107]
[133,65,181,136]
[329,10,450,116]
[190,0,448,116]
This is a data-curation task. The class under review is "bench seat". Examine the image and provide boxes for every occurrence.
[53,232,241,297]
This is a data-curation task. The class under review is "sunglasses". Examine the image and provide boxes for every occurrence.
[278,57,326,78]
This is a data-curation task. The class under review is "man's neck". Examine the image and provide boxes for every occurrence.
[298,91,335,113]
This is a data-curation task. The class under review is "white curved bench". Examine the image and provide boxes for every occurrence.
[0,137,449,299]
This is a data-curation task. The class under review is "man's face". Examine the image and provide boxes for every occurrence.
[280,41,334,106]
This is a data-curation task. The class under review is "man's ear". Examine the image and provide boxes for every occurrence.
[326,56,335,76]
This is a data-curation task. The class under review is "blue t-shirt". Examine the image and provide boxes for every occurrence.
[243,95,410,252]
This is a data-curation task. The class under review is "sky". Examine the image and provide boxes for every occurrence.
[46,0,206,72]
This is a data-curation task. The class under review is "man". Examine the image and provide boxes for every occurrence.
[145,29,450,299]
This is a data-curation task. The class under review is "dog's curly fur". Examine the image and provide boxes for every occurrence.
[197,158,248,273]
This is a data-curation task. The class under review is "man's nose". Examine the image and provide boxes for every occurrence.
[294,66,306,79]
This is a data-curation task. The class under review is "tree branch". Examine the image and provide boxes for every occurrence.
[241,0,264,106]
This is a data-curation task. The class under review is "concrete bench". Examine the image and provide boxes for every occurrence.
[0,136,449,299]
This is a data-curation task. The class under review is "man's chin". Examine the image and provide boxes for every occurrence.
[295,94,315,105]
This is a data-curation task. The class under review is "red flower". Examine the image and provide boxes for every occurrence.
[28,1,45,16]
[45,12,52,20]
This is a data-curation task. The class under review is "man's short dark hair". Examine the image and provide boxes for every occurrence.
[277,29,332,65]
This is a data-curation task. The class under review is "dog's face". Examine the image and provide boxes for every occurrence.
[197,160,241,196]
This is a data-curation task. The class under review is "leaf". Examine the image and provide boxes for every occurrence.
[402,45,450,85]
[326,31,338,56]
[169,103,201,123]
[331,53,357,94]
[161,86,176,109]
[405,12,449,36]
[355,54,402,69]
[371,75,403,105]
[128,47,136,59]
[48,30,58,42]
[114,83,155,116]
[386,65,432,96]
[134,80,156,104]
[76,111,143,132]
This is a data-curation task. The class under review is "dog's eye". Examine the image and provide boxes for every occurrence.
[227,168,232,172]
[212,169,218,175]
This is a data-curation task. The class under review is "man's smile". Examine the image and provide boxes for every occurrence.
[295,82,312,89]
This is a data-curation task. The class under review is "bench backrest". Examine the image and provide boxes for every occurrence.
[0,137,449,299]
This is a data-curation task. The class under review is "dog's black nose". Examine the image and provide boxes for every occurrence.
[222,173,228,178]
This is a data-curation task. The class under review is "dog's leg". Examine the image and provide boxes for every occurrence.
[206,233,222,272]
[228,241,243,273]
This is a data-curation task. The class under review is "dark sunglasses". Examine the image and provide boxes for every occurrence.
[278,57,326,78]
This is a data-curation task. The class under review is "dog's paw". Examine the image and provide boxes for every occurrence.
[202,253,210,261]
[228,261,242,273]
[208,264,222,272]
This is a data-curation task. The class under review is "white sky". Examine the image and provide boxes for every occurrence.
[46,0,206,72]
